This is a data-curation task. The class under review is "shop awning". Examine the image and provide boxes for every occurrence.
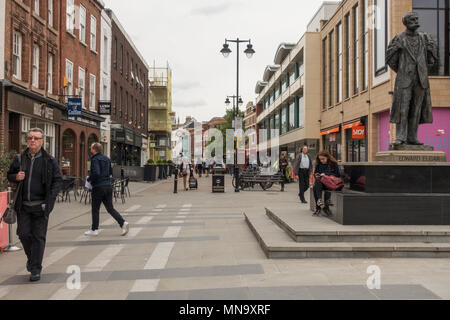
[320,127,340,136]
[343,121,363,130]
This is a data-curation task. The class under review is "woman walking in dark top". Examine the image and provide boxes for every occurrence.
[313,150,340,216]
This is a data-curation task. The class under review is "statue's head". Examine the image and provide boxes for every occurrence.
[403,11,420,31]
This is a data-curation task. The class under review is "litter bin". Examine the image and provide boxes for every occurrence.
[212,167,225,193]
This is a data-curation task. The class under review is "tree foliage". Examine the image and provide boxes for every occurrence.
[0,144,17,191]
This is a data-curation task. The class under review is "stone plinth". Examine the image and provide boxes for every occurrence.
[376,150,447,162]
[389,144,434,151]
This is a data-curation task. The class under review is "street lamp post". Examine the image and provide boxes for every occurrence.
[221,38,255,192]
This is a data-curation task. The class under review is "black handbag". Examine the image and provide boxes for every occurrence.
[1,155,22,225]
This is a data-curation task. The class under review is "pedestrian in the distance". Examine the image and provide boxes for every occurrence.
[179,152,191,191]
[7,128,63,282]
[204,158,210,177]
[312,150,340,216]
[293,146,313,204]
[279,153,289,183]
[196,158,203,177]
[84,143,129,237]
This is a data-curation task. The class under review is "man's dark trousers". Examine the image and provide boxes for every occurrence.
[298,169,310,202]
[91,186,125,231]
[17,205,49,274]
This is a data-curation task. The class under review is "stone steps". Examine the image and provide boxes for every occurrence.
[266,208,450,243]
[244,211,450,259]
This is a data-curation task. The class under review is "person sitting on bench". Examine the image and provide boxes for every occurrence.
[313,150,340,216]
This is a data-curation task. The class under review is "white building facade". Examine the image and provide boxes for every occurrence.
[100,9,112,157]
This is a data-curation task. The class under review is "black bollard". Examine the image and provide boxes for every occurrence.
[174,167,178,194]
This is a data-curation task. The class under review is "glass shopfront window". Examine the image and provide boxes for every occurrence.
[346,129,368,162]
[323,132,342,161]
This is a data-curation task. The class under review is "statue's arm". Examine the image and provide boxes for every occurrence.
[386,35,401,73]
[423,33,437,67]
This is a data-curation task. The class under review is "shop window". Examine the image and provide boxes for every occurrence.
[346,128,368,162]
[289,101,295,131]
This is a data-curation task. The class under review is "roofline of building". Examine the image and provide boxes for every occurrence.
[105,9,150,71]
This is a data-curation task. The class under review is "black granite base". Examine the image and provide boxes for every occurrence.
[310,189,450,225]
[343,163,450,193]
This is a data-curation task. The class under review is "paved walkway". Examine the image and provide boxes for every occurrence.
[0,175,449,300]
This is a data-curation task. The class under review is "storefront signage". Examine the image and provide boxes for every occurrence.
[343,121,362,130]
[33,103,54,120]
[68,98,82,118]
[125,131,134,144]
[330,133,337,142]
[352,126,366,139]
[98,101,111,115]
[320,127,340,136]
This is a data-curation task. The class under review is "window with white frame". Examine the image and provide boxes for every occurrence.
[13,31,22,79]
[79,5,86,44]
[48,0,53,26]
[79,68,86,109]
[34,0,39,15]
[374,0,388,76]
[90,16,97,51]
[21,117,32,152]
[103,35,108,71]
[66,0,75,32]
[337,22,343,103]
[32,44,39,88]
[89,74,96,111]
[65,59,73,98]
[48,54,53,94]
[44,123,56,156]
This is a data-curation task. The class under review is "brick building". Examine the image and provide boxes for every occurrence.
[106,9,149,167]
[59,0,105,177]
[1,0,66,159]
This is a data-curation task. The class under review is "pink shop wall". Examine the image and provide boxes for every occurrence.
[379,108,450,161]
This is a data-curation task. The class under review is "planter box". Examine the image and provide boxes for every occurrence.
[144,165,157,182]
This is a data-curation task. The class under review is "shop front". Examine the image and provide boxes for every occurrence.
[343,118,368,163]
[5,89,63,158]
[111,124,142,166]
[321,126,342,161]
[60,113,103,178]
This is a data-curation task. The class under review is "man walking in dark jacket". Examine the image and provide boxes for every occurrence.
[7,128,63,282]
[293,146,313,204]
[84,143,129,237]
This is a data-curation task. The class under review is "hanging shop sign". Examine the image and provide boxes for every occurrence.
[352,126,366,139]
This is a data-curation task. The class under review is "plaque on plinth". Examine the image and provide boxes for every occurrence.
[376,150,447,163]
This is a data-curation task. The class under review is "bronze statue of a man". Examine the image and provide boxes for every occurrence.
[386,11,437,147]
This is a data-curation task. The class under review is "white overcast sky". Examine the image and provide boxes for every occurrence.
[105,0,328,123]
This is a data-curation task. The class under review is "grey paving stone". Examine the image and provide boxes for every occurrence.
[46,236,220,247]
[370,284,441,300]
[307,285,378,300]
[188,287,250,300]
[249,286,314,300]
[109,264,264,281]
[127,290,190,300]
[57,223,204,231]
